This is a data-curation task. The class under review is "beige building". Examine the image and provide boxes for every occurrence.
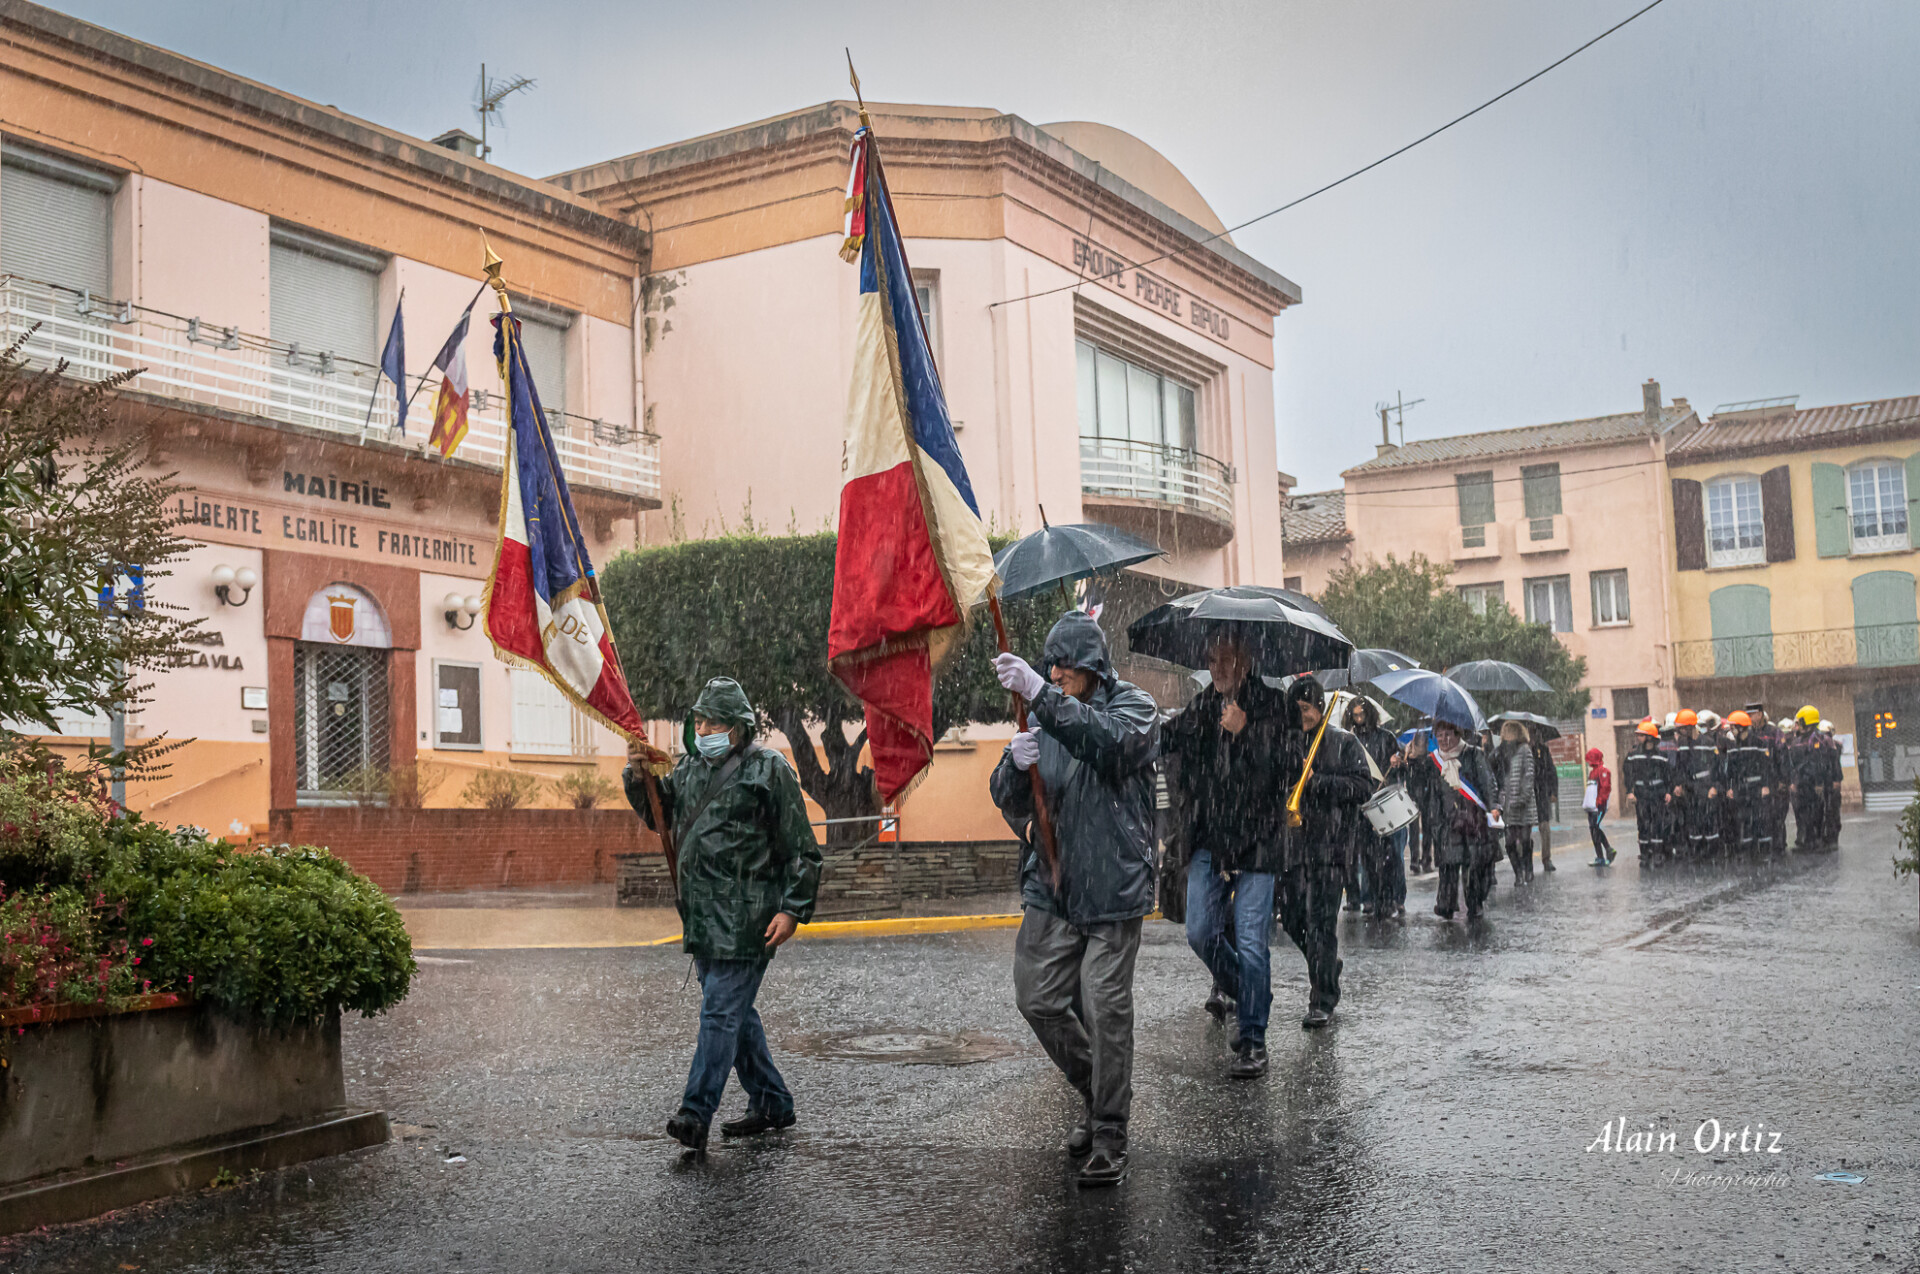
[1279,487,1352,596]
[1331,382,1703,777]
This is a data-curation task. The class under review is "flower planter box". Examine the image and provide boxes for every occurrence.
[0,994,387,1234]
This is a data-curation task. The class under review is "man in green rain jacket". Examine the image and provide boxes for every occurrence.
[624,676,821,1152]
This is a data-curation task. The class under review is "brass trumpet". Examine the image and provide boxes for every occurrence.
[1285,690,1344,828]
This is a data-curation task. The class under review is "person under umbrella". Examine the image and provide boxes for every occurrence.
[1345,695,1407,919]
[1404,716,1502,921]
[1495,720,1538,885]
[990,610,1159,1187]
[1165,633,1288,1076]
[1275,675,1372,1028]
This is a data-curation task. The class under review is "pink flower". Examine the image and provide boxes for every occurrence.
[131,956,140,966]
[141,937,154,947]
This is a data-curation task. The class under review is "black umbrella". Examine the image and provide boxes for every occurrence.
[1349,647,1422,680]
[1443,659,1554,693]
[991,516,1165,602]
[1127,585,1353,676]
[1489,710,1561,740]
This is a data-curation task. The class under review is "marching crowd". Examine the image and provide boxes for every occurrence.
[619,609,1851,1187]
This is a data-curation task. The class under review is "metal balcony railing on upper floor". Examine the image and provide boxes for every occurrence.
[1078,436,1235,528]
[1673,622,1920,680]
[0,276,660,501]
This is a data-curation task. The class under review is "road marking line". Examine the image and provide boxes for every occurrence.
[640,912,1028,948]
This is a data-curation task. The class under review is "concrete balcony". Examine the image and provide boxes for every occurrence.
[1079,436,1235,550]
[1,277,659,505]
[1673,623,1920,681]
[1451,521,1504,563]
[1515,512,1570,555]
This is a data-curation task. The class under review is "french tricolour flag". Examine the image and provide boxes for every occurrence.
[483,309,668,771]
[828,125,996,803]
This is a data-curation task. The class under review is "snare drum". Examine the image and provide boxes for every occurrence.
[1361,783,1419,835]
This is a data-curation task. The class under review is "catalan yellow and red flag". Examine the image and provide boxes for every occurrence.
[426,300,474,458]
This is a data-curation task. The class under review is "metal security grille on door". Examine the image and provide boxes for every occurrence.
[294,642,389,801]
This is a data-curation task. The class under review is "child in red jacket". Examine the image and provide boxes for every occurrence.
[1584,747,1616,865]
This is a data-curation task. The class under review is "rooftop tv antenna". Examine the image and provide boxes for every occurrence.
[476,63,536,162]
[1374,390,1425,448]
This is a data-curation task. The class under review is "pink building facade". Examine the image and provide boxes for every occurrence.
[1338,383,1702,779]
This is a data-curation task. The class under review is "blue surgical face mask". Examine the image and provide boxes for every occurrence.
[695,730,733,761]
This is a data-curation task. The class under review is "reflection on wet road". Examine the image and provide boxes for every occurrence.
[7,821,1918,1272]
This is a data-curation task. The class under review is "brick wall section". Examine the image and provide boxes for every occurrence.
[269,807,662,894]
[616,840,1022,911]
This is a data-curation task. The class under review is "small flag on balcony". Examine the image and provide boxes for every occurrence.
[379,300,407,434]
[427,302,474,459]
[482,308,667,770]
[828,124,996,803]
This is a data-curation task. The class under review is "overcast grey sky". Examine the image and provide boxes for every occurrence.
[43,0,1920,489]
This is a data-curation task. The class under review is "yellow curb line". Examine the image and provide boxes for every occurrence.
[640,912,1027,947]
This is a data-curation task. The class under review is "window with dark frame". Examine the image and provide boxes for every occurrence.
[1524,574,1574,632]
[1613,687,1651,722]
[1591,569,1631,626]
[1457,471,1495,546]
[1522,463,1562,540]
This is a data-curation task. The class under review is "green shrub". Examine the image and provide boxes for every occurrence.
[1896,777,1920,879]
[0,744,414,1025]
[100,822,415,1027]
[0,745,117,889]
[461,768,542,810]
[551,769,620,810]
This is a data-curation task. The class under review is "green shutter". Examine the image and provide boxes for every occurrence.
[1852,571,1919,667]
[1811,462,1850,558]
[1708,584,1773,676]
[1905,453,1920,542]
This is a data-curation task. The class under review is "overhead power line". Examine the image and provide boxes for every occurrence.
[989,0,1670,311]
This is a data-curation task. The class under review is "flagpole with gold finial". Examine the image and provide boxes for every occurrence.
[482,236,678,898]
[845,48,870,128]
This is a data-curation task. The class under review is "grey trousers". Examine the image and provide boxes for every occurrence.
[1013,907,1142,1138]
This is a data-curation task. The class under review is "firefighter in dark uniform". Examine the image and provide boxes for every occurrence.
[1668,710,1722,857]
[1785,706,1836,851]
[1745,703,1789,856]
[1719,710,1776,854]
[1818,722,1845,847]
[1622,719,1674,864]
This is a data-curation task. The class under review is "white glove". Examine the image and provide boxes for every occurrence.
[1009,728,1042,771]
[994,652,1046,702]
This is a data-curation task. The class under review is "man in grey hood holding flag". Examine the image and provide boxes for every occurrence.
[990,610,1160,1187]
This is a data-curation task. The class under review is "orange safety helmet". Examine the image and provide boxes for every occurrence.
[1675,709,1699,727]
[1727,710,1752,728]
[1636,719,1660,737]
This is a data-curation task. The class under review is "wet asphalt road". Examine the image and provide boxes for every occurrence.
[7,819,1919,1274]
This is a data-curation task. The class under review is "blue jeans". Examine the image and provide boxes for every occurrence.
[1185,851,1276,1046]
[681,958,793,1127]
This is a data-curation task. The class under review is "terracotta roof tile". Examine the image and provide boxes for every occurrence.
[1342,407,1691,475]
[1282,489,1348,545]
[1667,394,1920,460]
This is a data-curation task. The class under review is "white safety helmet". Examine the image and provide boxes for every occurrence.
[1697,710,1720,730]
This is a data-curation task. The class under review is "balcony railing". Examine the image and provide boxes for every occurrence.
[1,276,659,501]
[1674,622,1920,679]
[1079,436,1234,526]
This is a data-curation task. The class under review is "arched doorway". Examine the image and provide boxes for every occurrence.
[294,583,393,803]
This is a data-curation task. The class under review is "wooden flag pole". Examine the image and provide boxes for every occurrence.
[989,593,1062,892]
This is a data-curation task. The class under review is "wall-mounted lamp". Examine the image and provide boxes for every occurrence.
[444,592,482,631]
[211,564,258,607]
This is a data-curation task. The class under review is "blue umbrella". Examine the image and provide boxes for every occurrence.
[1373,668,1486,732]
